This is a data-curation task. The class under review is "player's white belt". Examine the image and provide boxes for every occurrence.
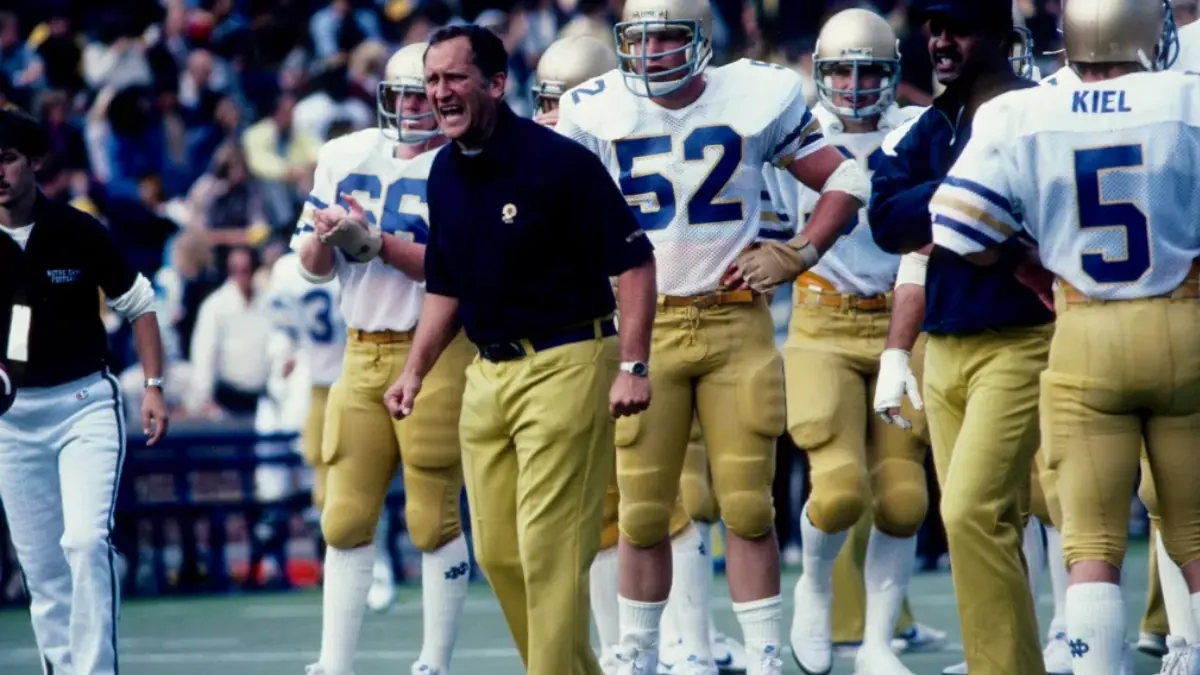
[658,290,757,309]
[794,272,891,313]
[347,327,415,344]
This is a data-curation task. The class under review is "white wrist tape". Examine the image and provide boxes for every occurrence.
[821,158,870,204]
[110,274,156,322]
[895,252,929,288]
[299,262,337,284]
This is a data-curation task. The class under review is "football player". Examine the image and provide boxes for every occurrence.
[554,0,869,672]
[754,10,932,675]
[928,1,1200,674]
[293,42,476,675]
[533,35,741,675]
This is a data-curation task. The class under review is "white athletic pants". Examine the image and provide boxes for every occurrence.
[0,370,126,675]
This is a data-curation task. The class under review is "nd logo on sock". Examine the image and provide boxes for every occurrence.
[711,523,726,574]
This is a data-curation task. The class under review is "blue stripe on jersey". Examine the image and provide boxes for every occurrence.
[934,214,1004,248]
[758,229,790,240]
[796,131,824,152]
[777,212,790,223]
[942,176,1015,216]
[772,109,813,158]
[307,194,329,209]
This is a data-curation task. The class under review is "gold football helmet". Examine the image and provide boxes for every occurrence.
[377,42,438,144]
[812,8,900,120]
[532,36,618,113]
[1064,0,1180,70]
[614,0,714,98]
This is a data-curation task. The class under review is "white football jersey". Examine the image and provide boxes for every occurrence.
[761,104,924,296]
[556,59,826,296]
[1040,65,1082,87]
[931,71,1200,301]
[1174,20,1200,73]
[265,252,345,388]
[290,128,438,332]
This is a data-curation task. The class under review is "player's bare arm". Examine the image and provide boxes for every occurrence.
[874,245,928,428]
[385,293,462,419]
[376,231,427,281]
[610,256,655,418]
[299,205,338,278]
[729,145,868,292]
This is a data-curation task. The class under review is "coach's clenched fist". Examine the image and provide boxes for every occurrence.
[609,370,650,418]
[385,372,423,420]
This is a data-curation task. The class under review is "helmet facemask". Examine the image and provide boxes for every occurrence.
[531,79,566,113]
[1010,26,1036,78]
[614,19,712,98]
[814,55,899,120]
[377,77,440,144]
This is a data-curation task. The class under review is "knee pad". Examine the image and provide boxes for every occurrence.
[402,465,463,552]
[619,499,675,548]
[321,498,379,549]
[807,462,867,534]
[871,458,928,538]
[739,352,787,439]
[720,488,775,540]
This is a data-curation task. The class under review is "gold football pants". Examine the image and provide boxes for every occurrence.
[460,332,617,675]
[1139,455,1169,635]
[783,297,929,538]
[320,329,472,551]
[1043,287,1200,571]
[924,325,1052,675]
[616,295,784,546]
[303,385,331,510]
[1029,450,1061,529]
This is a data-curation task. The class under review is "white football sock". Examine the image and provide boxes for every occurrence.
[1159,531,1200,642]
[799,502,848,593]
[1190,593,1200,645]
[863,527,916,650]
[665,526,714,661]
[318,545,375,674]
[1065,582,1125,675]
[1024,516,1045,598]
[591,546,621,652]
[375,510,391,567]
[416,534,469,669]
[733,595,783,664]
[619,596,668,651]
[1045,526,1068,636]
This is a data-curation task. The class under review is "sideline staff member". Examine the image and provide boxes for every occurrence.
[0,107,168,675]
[384,25,657,675]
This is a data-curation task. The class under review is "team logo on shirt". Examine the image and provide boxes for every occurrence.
[501,203,517,224]
[46,269,81,284]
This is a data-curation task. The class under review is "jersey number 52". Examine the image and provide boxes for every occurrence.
[1073,145,1151,284]
[613,125,744,230]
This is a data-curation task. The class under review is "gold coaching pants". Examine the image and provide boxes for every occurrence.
[1042,281,1200,571]
[460,332,618,675]
[924,325,1052,675]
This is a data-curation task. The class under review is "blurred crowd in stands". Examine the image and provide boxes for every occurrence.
[1,0,1068,429]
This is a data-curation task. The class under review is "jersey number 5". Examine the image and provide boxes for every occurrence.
[336,174,430,244]
[1073,145,1151,284]
[613,125,744,230]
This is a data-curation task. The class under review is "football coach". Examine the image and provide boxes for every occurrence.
[383,24,657,675]
[0,106,168,675]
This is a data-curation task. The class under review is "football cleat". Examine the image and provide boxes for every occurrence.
[410,664,441,675]
[754,645,785,675]
[1158,636,1200,675]
[1140,631,1170,658]
[891,622,948,654]
[790,576,834,674]
[365,559,395,613]
[941,662,968,675]
[1043,630,1073,674]
[710,629,747,674]
[853,645,915,675]
[615,643,659,675]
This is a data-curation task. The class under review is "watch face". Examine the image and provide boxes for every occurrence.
[632,362,648,376]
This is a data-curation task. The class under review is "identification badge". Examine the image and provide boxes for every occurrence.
[7,304,30,363]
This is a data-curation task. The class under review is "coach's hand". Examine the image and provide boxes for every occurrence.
[385,372,423,420]
[143,387,169,446]
[610,372,650,418]
[874,348,922,429]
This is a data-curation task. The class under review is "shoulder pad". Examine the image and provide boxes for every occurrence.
[709,59,807,137]
[811,104,843,133]
[884,105,926,129]
[558,69,638,141]
[316,128,381,171]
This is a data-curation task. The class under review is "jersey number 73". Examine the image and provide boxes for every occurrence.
[613,125,745,230]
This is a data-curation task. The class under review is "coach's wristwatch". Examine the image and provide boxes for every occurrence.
[619,361,649,377]
[144,377,164,391]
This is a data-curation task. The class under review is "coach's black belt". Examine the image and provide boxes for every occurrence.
[477,318,617,363]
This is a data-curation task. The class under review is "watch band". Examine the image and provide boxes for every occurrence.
[144,377,164,390]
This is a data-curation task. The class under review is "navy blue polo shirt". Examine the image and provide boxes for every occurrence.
[425,104,654,345]
[869,82,1054,335]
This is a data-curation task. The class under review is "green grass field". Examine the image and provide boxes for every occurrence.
[0,540,1167,674]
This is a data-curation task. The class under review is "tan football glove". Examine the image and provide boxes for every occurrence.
[734,235,820,292]
[321,215,382,263]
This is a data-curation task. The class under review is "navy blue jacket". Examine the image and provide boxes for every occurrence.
[869,80,1054,335]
